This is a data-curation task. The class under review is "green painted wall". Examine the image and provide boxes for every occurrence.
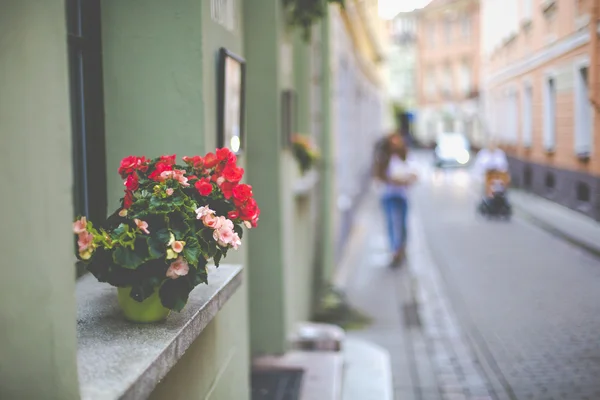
[102,1,249,398]
[0,1,80,399]
[101,0,206,213]
[149,281,249,400]
[244,0,290,355]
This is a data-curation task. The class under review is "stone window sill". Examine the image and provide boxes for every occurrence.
[76,264,243,400]
[293,169,319,197]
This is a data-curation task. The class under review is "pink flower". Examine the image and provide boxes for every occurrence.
[166,257,189,279]
[166,188,174,196]
[171,240,185,253]
[172,169,190,187]
[195,206,215,219]
[73,217,87,234]
[77,231,94,252]
[231,232,242,250]
[243,221,252,229]
[212,218,235,246]
[202,213,222,229]
[213,227,234,246]
[134,218,150,234]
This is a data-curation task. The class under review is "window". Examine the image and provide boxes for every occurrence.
[459,60,471,95]
[461,14,471,39]
[67,0,107,230]
[576,182,591,203]
[444,18,453,44]
[523,165,532,188]
[575,65,592,156]
[523,0,533,21]
[543,77,556,151]
[522,84,533,147]
[509,91,519,144]
[428,22,436,47]
[545,171,555,191]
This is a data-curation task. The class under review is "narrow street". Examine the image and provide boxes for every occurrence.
[343,151,600,400]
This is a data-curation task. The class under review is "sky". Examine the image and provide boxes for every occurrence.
[378,0,433,19]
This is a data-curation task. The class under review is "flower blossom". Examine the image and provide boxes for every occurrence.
[166,257,189,279]
[134,219,150,234]
[195,206,215,219]
[73,217,87,234]
[171,240,185,253]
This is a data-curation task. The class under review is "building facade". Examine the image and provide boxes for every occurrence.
[415,0,482,147]
[480,0,600,220]
[387,12,418,111]
[0,1,383,398]
[330,0,387,261]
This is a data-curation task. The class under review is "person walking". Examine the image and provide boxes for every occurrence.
[374,133,418,266]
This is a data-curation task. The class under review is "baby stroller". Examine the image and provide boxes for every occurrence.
[477,169,512,219]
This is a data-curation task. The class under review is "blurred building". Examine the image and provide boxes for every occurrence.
[385,11,419,143]
[415,0,482,147]
[330,0,387,260]
[480,0,600,220]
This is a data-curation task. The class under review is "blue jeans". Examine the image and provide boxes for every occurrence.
[381,195,408,253]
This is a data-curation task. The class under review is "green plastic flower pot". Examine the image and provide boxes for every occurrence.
[117,287,171,323]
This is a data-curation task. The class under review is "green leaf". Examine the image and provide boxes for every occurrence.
[169,211,190,239]
[183,237,202,267]
[159,278,191,312]
[233,224,244,240]
[147,235,166,259]
[155,228,171,245]
[213,250,222,267]
[113,246,146,269]
[130,276,162,302]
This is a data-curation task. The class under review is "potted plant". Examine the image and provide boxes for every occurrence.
[73,148,260,323]
[291,135,320,175]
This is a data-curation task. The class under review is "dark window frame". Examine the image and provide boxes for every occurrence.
[66,0,107,276]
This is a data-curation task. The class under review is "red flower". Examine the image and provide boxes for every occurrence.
[240,198,258,219]
[125,173,139,191]
[228,210,239,220]
[220,181,237,199]
[187,175,198,182]
[160,154,176,165]
[223,165,244,183]
[148,162,173,181]
[118,156,138,178]
[137,156,150,172]
[232,184,253,204]
[124,190,134,209]
[195,178,213,196]
[204,152,219,168]
[183,155,204,169]
[216,148,231,161]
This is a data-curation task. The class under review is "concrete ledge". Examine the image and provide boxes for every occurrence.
[253,351,343,400]
[76,264,243,400]
[290,322,345,352]
[342,338,393,400]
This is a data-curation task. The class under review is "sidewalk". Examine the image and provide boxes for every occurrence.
[509,190,600,257]
[336,186,503,400]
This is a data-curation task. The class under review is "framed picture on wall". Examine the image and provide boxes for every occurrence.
[218,48,246,154]
[281,89,297,148]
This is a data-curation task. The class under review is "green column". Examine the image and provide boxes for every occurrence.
[0,1,79,398]
[244,0,288,355]
[294,34,311,134]
[318,11,336,284]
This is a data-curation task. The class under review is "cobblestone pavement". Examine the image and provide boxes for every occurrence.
[342,152,600,400]
[413,157,600,400]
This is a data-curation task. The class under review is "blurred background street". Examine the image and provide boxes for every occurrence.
[342,151,600,400]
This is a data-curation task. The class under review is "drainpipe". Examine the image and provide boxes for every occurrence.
[590,0,600,113]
